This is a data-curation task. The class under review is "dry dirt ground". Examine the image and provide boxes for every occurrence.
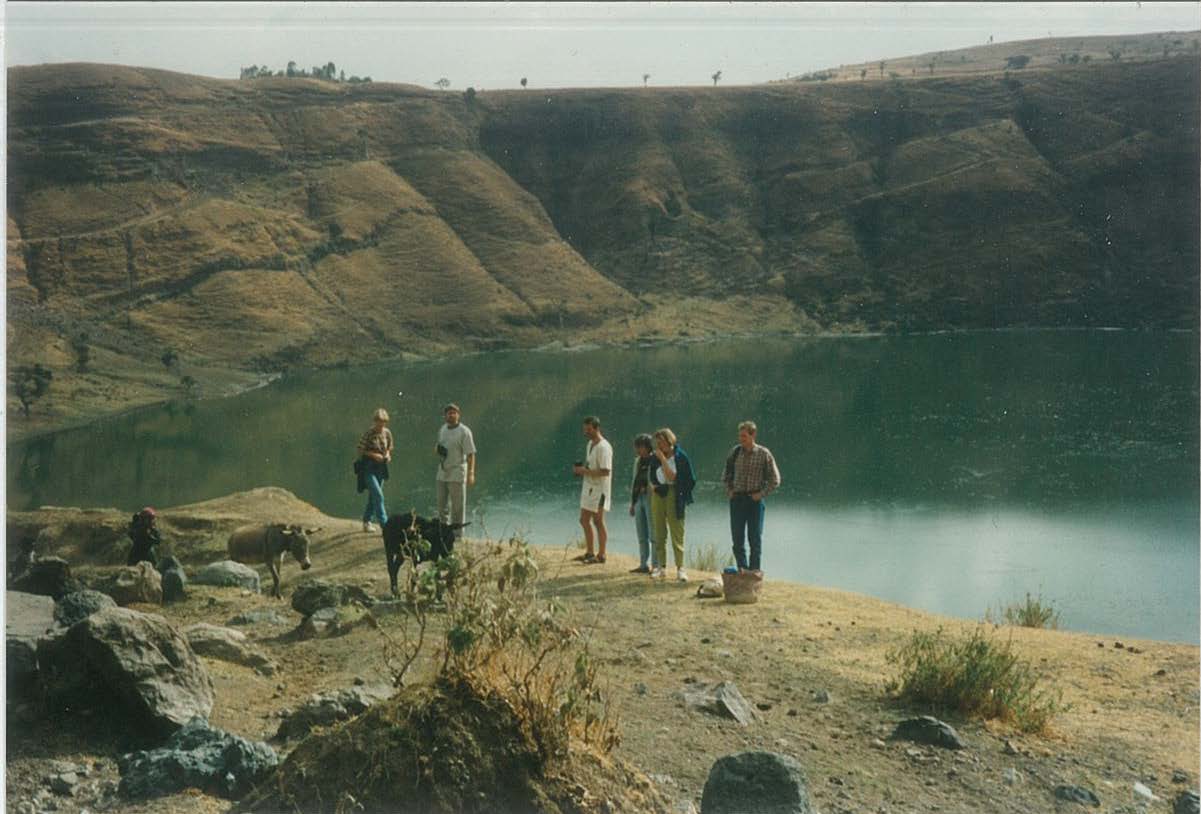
[6,490,1199,813]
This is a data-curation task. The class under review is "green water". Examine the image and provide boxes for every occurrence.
[8,331,1199,641]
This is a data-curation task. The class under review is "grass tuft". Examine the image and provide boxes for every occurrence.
[686,541,734,573]
[885,626,1064,733]
[986,591,1062,629]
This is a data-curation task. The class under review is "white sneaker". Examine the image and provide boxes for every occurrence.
[676,568,688,583]
[363,521,376,533]
[650,566,665,580]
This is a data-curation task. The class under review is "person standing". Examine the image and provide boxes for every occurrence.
[721,420,781,572]
[628,434,655,573]
[436,402,476,539]
[648,427,696,582]
[356,408,394,532]
[574,416,613,564]
[127,507,162,566]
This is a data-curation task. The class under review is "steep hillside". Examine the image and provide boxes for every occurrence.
[7,51,1199,435]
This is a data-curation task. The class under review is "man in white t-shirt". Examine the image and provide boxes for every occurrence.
[435,403,477,540]
[573,415,613,564]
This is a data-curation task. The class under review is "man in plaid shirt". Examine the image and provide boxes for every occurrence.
[721,420,781,572]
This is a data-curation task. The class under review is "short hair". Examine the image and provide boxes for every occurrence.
[373,407,390,423]
[653,427,677,447]
[738,420,757,435]
[633,433,654,451]
[583,415,601,429]
[443,403,460,415]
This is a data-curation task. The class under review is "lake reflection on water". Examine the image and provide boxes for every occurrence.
[9,332,1199,641]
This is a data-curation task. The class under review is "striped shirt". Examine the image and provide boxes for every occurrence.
[722,443,781,496]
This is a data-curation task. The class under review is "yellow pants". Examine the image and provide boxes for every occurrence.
[650,485,685,568]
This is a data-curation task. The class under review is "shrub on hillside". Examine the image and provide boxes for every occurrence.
[885,626,1063,733]
[986,591,1061,629]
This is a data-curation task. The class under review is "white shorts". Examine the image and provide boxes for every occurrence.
[580,487,608,513]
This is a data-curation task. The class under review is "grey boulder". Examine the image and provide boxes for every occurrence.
[889,716,966,750]
[1053,785,1101,807]
[184,623,277,675]
[118,717,277,799]
[275,684,393,740]
[193,560,260,593]
[701,751,814,814]
[298,604,376,639]
[38,607,214,737]
[7,591,59,699]
[158,558,188,604]
[291,580,374,617]
[53,590,118,628]
[227,608,290,627]
[103,562,163,606]
[1175,790,1200,814]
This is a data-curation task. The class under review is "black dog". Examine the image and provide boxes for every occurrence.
[381,512,469,595]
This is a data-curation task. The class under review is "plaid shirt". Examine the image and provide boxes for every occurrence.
[357,427,393,457]
[722,443,781,496]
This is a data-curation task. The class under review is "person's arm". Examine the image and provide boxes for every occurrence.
[762,450,781,497]
[657,449,677,482]
[467,453,476,486]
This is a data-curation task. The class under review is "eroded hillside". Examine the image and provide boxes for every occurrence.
[7,52,1199,434]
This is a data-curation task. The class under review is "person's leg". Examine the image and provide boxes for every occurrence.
[748,498,766,571]
[667,504,686,568]
[449,481,465,539]
[635,495,651,568]
[595,498,608,559]
[365,474,385,526]
[376,475,388,527]
[650,493,668,572]
[436,480,450,525]
[579,508,595,556]
[730,496,749,570]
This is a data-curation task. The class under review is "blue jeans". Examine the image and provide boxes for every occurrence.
[632,492,653,568]
[363,473,388,526]
[730,495,766,571]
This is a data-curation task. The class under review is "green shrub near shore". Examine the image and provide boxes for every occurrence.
[986,591,1062,629]
[886,626,1064,733]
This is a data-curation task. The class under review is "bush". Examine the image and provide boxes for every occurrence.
[987,592,1061,629]
[687,541,733,573]
[885,626,1063,733]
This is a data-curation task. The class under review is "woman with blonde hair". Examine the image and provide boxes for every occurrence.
[355,407,393,532]
[647,427,697,582]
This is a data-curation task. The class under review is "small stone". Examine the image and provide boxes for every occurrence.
[48,773,78,795]
[890,716,966,750]
[1003,739,1020,755]
[1157,668,1169,677]
[353,676,365,686]
[1133,782,1157,802]
[634,682,648,696]
[756,702,772,711]
[1114,641,1125,649]
[787,709,799,717]
[871,738,887,749]
[812,689,831,704]
[1172,770,1189,784]
[1002,768,1020,786]
[1097,641,1105,647]
[701,637,712,644]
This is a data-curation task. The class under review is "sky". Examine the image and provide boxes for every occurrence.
[4,2,1201,89]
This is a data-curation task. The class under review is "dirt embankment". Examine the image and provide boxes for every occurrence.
[6,488,1200,813]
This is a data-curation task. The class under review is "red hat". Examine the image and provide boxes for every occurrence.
[139,507,157,518]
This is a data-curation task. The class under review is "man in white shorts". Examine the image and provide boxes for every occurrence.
[573,415,613,564]
[435,402,476,540]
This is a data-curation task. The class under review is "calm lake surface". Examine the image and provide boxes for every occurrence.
[9,332,1199,642]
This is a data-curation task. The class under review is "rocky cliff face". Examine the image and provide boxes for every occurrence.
[6,55,1199,431]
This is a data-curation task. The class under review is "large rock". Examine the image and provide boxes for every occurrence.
[1175,791,1200,814]
[7,591,59,699]
[683,681,757,726]
[1054,785,1101,807]
[104,562,163,606]
[228,608,290,627]
[37,607,214,737]
[290,580,374,617]
[298,604,376,639]
[275,684,394,741]
[54,590,118,628]
[11,557,79,599]
[701,751,814,814]
[193,560,260,593]
[889,716,966,750]
[184,623,276,675]
[157,556,187,604]
[118,717,277,799]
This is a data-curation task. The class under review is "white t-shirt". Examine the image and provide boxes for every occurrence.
[436,423,477,482]
[582,437,614,504]
[651,454,676,486]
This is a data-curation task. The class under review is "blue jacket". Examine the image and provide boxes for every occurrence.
[650,446,697,518]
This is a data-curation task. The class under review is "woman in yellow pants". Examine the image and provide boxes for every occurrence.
[648,427,695,582]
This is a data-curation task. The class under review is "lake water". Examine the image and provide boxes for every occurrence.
[8,332,1199,642]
